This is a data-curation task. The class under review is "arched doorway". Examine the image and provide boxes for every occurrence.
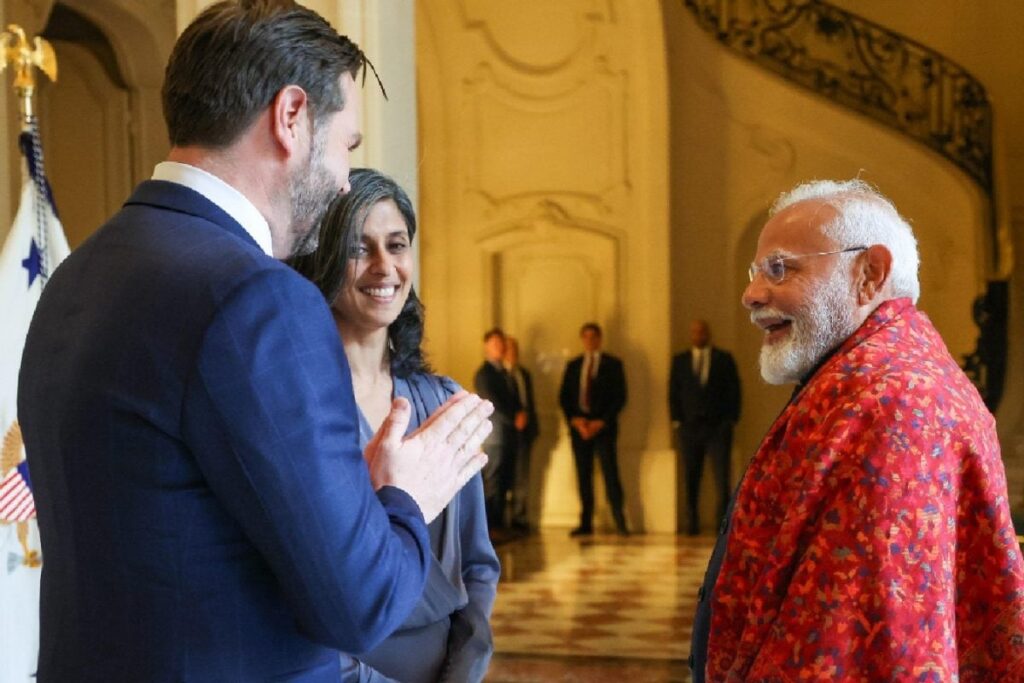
[417,0,673,531]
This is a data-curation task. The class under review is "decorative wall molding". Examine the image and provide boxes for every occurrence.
[745,124,796,172]
[457,0,610,73]
[461,66,628,215]
[474,198,624,246]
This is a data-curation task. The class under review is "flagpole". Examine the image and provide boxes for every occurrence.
[0,24,58,131]
[0,24,64,683]
[1,26,59,290]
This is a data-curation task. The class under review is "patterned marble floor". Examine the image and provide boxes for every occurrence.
[486,530,715,682]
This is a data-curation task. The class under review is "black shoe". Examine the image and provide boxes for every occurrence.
[616,526,630,537]
[569,526,593,537]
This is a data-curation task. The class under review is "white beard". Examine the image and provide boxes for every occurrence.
[755,274,860,385]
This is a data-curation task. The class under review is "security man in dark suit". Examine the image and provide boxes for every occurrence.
[669,319,741,535]
[504,336,538,533]
[558,322,628,536]
[474,328,520,533]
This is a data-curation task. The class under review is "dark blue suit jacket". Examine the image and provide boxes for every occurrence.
[668,347,741,425]
[18,181,432,682]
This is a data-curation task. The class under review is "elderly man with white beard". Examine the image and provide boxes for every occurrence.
[688,179,1024,682]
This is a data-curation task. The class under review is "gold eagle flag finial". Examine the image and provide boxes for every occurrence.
[0,24,57,129]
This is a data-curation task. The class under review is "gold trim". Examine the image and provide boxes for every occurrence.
[2,420,22,474]
[0,24,58,128]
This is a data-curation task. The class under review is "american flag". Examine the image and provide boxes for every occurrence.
[0,461,35,523]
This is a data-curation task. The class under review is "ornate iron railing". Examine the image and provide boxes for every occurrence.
[683,0,993,194]
[682,0,1007,410]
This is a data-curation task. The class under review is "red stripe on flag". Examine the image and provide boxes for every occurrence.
[9,493,32,520]
[0,470,36,522]
[0,470,21,498]
[0,486,29,516]
[11,496,35,521]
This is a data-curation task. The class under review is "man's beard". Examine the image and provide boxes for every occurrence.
[754,273,860,385]
[287,130,338,258]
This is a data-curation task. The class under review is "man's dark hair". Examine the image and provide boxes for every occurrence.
[288,168,428,378]
[580,322,602,337]
[483,328,505,343]
[163,0,365,148]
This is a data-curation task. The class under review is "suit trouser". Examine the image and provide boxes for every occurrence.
[676,420,732,533]
[482,428,517,529]
[570,425,625,529]
[510,435,534,527]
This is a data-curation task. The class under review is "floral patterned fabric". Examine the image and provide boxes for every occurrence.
[707,298,1024,682]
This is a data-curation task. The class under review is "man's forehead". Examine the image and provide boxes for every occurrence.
[756,199,837,255]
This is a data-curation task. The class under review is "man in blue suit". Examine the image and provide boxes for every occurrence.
[17,2,492,681]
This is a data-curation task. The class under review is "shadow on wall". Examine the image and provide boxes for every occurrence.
[520,322,570,530]
[614,332,651,534]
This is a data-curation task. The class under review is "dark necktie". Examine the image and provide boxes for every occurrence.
[581,355,594,413]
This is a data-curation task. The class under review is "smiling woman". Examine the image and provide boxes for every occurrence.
[288,168,500,683]
[332,197,414,335]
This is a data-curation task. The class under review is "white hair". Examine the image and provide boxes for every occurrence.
[771,179,920,303]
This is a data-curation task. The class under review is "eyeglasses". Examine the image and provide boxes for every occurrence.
[747,246,867,284]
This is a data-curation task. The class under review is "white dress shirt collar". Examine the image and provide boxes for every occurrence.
[152,161,274,257]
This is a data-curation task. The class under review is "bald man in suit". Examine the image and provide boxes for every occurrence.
[670,320,741,535]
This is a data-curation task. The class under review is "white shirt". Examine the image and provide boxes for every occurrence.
[692,346,710,386]
[152,161,274,256]
[579,351,601,412]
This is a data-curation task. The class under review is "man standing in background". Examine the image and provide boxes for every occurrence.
[669,320,741,535]
[504,336,538,534]
[475,328,520,535]
[558,322,628,536]
[692,179,1024,681]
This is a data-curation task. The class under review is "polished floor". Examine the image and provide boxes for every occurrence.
[486,530,715,683]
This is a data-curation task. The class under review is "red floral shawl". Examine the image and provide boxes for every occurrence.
[707,298,1024,682]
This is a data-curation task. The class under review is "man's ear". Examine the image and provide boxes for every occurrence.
[270,85,309,157]
[856,244,892,305]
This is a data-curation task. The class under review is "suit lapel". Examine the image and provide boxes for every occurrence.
[686,350,697,380]
[125,180,261,251]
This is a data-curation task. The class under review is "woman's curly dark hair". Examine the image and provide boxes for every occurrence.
[288,168,429,378]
